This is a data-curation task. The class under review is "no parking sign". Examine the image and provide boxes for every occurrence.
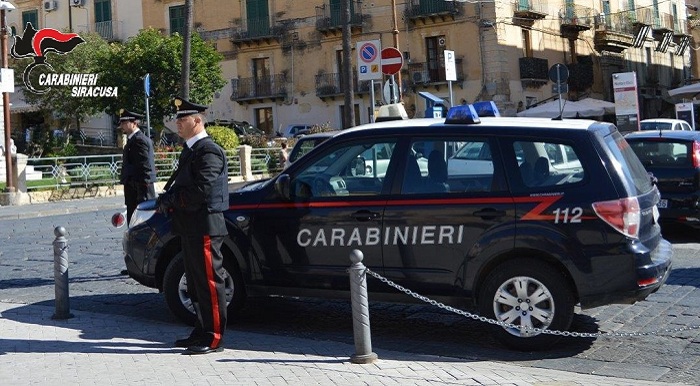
[357,40,382,81]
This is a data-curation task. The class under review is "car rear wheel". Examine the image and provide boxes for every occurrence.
[478,258,574,351]
[163,251,245,325]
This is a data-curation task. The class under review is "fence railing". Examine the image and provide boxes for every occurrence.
[21,145,281,192]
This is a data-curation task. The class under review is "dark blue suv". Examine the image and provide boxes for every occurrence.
[123,105,672,350]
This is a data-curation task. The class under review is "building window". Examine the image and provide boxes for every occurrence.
[426,36,446,82]
[246,0,270,38]
[22,10,38,29]
[94,0,113,40]
[522,29,532,58]
[252,57,271,96]
[255,107,273,135]
[169,5,186,36]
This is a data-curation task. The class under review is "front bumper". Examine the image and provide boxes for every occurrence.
[122,224,162,289]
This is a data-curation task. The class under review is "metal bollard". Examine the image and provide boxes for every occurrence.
[348,249,378,364]
[52,226,73,320]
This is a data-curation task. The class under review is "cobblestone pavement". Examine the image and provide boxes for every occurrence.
[1,196,699,384]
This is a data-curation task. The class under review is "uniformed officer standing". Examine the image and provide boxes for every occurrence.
[157,97,230,355]
[119,109,156,224]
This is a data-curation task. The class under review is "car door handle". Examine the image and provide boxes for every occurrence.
[352,210,381,222]
[473,208,506,219]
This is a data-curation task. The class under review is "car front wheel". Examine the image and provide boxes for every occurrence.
[163,251,245,325]
[478,258,575,351]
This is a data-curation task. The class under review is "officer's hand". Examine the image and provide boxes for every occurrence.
[156,193,174,216]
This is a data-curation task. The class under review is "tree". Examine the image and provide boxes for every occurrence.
[98,28,225,132]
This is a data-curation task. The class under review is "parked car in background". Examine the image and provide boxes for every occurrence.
[625,130,700,229]
[207,120,265,139]
[277,124,314,138]
[640,118,693,131]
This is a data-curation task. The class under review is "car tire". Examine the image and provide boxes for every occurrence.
[163,251,245,326]
[477,258,574,351]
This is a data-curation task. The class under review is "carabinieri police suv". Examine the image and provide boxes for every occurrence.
[122,103,672,351]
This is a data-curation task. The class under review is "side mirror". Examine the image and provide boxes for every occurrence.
[351,157,366,176]
[275,174,291,200]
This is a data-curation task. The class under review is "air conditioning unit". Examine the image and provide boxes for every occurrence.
[43,0,57,12]
[70,0,84,7]
[411,70,429,84]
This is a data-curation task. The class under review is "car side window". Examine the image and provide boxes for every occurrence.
[402,138,499,194]
[515,141,584,188]
[291,140,396,199]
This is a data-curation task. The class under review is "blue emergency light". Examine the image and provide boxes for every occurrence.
[471,101,500,117]
[445,104,481,124]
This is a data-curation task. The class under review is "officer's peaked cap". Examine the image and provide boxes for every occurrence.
[119,109,144,121]
[174,97,207,118]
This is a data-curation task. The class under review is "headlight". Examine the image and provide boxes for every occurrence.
[129,208,155,228]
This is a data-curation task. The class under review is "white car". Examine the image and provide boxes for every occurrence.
[640,118,693,131]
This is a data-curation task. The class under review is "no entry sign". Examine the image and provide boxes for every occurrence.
[381,47,403,75]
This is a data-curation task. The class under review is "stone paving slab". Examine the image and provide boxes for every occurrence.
[0,302,681,386]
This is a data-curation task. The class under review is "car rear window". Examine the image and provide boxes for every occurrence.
[628,139,692,167]
[640,122,672,131]
[603,131,653,194]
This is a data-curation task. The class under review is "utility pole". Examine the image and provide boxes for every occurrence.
[180,0,193,99]
[390,0,401,101]
[341,0,355,128]
[67,0,72,32]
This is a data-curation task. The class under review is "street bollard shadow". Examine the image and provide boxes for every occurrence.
[0,293,596,362]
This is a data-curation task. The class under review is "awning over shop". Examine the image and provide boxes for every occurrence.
[516,98,615,118]
[667,83,700,99]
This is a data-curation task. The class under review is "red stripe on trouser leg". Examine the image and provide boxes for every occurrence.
[202,235,222,347]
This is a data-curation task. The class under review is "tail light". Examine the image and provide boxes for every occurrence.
[592,197,640,238]
[111,211,126,228]
[692,141,700,168]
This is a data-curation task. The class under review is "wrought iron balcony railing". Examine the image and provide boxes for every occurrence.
[405,0,457,19]
[315,72,370,98]
[231,74,287,101]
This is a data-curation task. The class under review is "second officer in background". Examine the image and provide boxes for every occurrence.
[119,109,156,224]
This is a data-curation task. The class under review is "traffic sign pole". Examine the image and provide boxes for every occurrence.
[144,73,151,138]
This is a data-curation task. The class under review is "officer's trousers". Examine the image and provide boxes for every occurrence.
[181,234,227,348]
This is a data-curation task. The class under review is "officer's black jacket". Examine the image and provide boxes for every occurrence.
[120,130,156,185]
[169,136,229,237]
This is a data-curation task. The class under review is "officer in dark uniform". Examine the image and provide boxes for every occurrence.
[157,97,229,355]
[119,109,156,224]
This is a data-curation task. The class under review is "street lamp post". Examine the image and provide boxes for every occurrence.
[1,1,15,193]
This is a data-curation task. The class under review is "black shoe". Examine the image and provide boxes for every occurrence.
[183,345,224,355]
[174,336,202,348]
[120,269,129,275]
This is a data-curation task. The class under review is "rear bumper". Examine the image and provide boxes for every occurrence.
[580,238,673,308]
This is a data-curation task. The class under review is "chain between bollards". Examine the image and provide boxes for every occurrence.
[347,249,378,364]
[52,226,73,320]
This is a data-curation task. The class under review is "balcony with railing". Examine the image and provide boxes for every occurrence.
[653,12,674,32]
[405,0,458,24]
[315,1,364,36]
[519,57,548,87]
[559,3,596,36]
[407,58,464,88]
[78,20,122,41]
[512,0,547,25]
[230,74,287,104]
[594,13,635,52]
[315,72,371,100]
[230,18,283,47]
